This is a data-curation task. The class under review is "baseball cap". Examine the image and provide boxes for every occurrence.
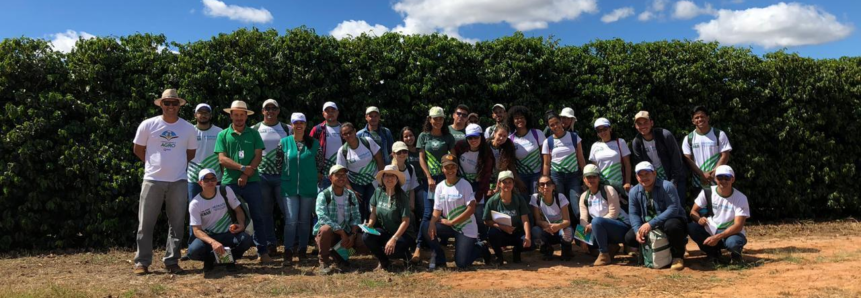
[194,103,212,113]
[290,113,306,124]
[263,99,279,108]
[198,168,217,182]
[492,104,505,111]
[715,165,735,177]
[593,117,611,128]
[365,106,380,115]
[583,164,600,177]
[441,154,457,167]
[635,162,655,174]
[465,124,482,137]
[323,101,338,112]
[392,141,408,153]
[497,170,515,182]
[328,164,347,176]
[429,106,445,118]
[634,111,651,121]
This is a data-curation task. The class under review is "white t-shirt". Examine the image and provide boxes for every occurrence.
[541,132,582,174]
[401,165,420,192]
[334,193,348,224]
[695,186,750,235]
[588,139,631,184]
[323,123,343,173]
[433,178,478,239]
[643,139,666,180]
[133,116,198,182]
[336,138,380,186]
[530,193,570,224]
[682,128,732,187]
[458,150,480,183]
[257,122,290,175]
[189,187,241,235]
[511,129,546,175]
[188,125,223,182]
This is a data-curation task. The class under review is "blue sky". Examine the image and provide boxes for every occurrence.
[1,0,856,58]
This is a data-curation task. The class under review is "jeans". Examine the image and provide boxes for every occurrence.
[260,174,284,247]
[590,217,630,253]
[187,182,203,241]
[227,182,269,255]
[625,217,688,258]
[520,172,541,196]
[422,221,484,268]
[551,171,582,207]
[487,227,524,257]
[362,229,415,264]
[135,180,187,267]
[315,225,369,264]
[283,195,315,253]
[352,183,376,222]
[187,232,253,262]
[414,177,428,248]
[687,222,747,257]
[531,226,573,252]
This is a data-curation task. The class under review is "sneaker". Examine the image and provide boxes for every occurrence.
[133,265,149,275]
[593,253,612,266]
[671,258,685,271]
[561,247,574,261]
[374,261,391,272]
[165,264,185,274]
[258,253,274,264]
[704,255,721,266]
[180,255,190,261]
[282,250,294,266]
[317,263,333,275]
[225,263,238,273]
[540,245,553,261]
[295,249,307,261]
[731,253,744,264]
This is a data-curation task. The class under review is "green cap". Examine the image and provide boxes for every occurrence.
[429,106,445,118]
[583,164,600,177]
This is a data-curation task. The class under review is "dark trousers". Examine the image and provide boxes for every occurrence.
[362,230,415,264]
[487,227,524,257]
[625,217,688,258]
[687,222,747,257]
[187,232,253,262]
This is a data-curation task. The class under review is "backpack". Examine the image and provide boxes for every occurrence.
[323,188,357,207]
[584,184,630,224]
[340,137,372,161]
[219,185,252,228]
[640,229,672,269]
[686,127,724,154]
[697,186,715,218]
[546,131,577,153]
[252,122,292,136]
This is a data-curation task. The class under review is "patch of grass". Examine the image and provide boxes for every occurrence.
[663,273,690,280]
[570,278,591,287]
[119,289,138,298]
[716,259,765,271]
[775,252,804,264]
[813,249,861,264]
[2,284,90,298]
[149,284,166,296]
[359,278,387,288]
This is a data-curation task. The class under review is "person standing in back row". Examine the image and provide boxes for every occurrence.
[682,106,731,201]
[254,99,292,256]
[358,106,395,165]
[132,89,198,275]
[310,101,343,190]
[449,104,470,142]
[484,103,507,140]
[631,111,687,202]
[185,103,223,247]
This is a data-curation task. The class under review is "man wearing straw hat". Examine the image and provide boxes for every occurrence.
[214,100,273,263]
[132,89,198,275]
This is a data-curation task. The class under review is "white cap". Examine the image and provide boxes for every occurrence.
[323,101,338,111]
[560,107,576,118]
[635,161,655,174]
[194,103,212,113]
[392,141,408,153]
[497,170,515,182]
[492,104,505,111]
[262,99,279,108]
[715,165,735,177]
[328,164,347,176]
[465,124,482,137]
[365,106,380,115]
[593,117,611,128]
[198,168,217,182]
[290,112,306,123]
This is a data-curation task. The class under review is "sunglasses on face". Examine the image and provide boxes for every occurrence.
[467,136,480,141]
[162,100,180,107]
[538,182,554,187]
[201,177,218,183]
[716,175,733,181]
[596,127,610,133]
[396,151,409,155]
[264,106,279,112]
[456,112,468,117]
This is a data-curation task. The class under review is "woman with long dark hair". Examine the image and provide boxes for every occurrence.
[451,124,495,241]
[363,164,416,271]
[507,106,545,196]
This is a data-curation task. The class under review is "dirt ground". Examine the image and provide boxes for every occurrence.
[2,220,860,298]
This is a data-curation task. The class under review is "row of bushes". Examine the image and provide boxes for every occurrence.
[1,27,858,250]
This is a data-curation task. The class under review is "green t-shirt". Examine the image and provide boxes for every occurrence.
[214,125,266,185]
[370,188,416,239]
[449,126,466,142]
[416,132,455,177]
[483,193,530,235]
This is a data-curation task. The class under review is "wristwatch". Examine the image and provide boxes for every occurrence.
[240,165,247,172]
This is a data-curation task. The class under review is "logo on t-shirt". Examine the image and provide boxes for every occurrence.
[160,130,178,149]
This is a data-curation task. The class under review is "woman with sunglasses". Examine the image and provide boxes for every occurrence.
[336,122,386,222]
[542,111,586,211]
[588,118,632,195]
[451,124,495,241]
[483,170,532,265]
[276,113,322,265]
[530,175,574,261]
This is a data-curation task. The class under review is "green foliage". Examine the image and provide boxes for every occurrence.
[0,28,858,250]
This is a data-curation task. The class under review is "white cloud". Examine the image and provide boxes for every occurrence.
[387,0,599,41]
[695,2,854,48]
[673,1,716,19]
[201,0,273,23]
[330,20,391,39]
[638,0,669,21]
[601,7,635,23]
[49,30,95,53]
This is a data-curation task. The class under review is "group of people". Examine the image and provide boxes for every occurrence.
[132,88,750,275]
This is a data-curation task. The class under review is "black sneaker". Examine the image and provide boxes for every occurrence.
[203,257,215,273]
[481,246,493,264]
[560,247,573,261]
[225,263,238,273]
[731,253,744,264]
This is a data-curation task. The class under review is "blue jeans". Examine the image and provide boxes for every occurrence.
[187,231,253,262]
[227,182,269,255]
[520,171,541,196]
[414,177,428,248]
[687,222,747,257]
[469,180,489,241]
[590,217,630,253]
[352,183,376,222]
[283,194,315,253]
[551,171,582,204]
[422,221,484,268]
[260,174,284,247]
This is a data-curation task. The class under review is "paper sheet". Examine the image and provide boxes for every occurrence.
[491,210,512,227]
[574,225,593,245]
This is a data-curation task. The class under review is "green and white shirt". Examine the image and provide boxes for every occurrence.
[257,122,290,175]
[541,132,581,174]
[188,125,223,182]
[682,128,732,188]
[336,138,380,186]
[695,186,750,235]
[642,139,667,180]
[189,187,241,235]
[458,150,480,183]
[589,139,631,185]
[416,132,455,177]
[512,129,546,176]
[433,178,478,238]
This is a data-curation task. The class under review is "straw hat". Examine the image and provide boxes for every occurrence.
[223,100,255,115]
[153,89,187,106]
[375,164,406,186]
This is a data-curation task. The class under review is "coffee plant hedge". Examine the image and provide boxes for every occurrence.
[1,27,858,250]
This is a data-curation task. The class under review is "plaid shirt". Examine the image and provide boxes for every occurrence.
[313,186,362,235]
